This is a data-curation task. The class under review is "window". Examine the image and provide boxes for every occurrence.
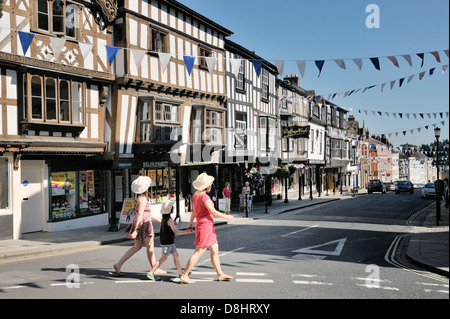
[261,69,269,101]
[259,117,276,151]
[205,110,223,144]
[199,46,212,69]
[192,109,203,144]
[36,0,80,38]
[24,74,84,125]
[139,101,180,143]
[310,129,315,153]
[151,29,167,53]
[0,158,8,210]
[236,58,245,92]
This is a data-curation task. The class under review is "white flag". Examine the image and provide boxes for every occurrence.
[275,60,285,77]
[402,54,413,67]
[158,52,172,74]
[132,49,146,70]
[407,75,415,83]
[79,42,94,60]
[352,58,363,70]
[230,59,242,78]
[204,56,217,75]
[296,60,306,78]
[334,59,346,70]
[50,37,66,60]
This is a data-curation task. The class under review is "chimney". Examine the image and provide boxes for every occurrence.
[284,74,300,86]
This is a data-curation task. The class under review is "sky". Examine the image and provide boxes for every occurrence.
[179,0,449,148]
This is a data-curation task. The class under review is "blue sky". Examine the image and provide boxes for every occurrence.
[179,0,449,147]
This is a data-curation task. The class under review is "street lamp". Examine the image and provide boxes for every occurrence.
[434,127,441,226]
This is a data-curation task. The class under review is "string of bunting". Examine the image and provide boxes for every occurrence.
[8,28,449,81]
[318,64,449,100]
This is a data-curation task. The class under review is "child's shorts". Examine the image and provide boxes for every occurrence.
[161,244,177,256]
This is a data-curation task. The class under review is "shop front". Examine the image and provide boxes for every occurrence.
[47,159,110,232]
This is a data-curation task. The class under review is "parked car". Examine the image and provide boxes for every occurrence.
[386,182,396,191]
[368,180,387,194]
[422,182,436,199]
[414,183,425,189]
[396,180,414,194]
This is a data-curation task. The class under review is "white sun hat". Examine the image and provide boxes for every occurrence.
[160,200,175,215]
[131,176,152,194]
[192,173,215,191]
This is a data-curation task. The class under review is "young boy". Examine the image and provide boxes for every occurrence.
[147,200,191,281]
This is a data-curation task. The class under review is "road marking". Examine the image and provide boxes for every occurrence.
[291,274,327,279]
[351,277,392,283]
[291,254,327,260]
[114,280,155,284]
[2,285,27,290]
[293,280,332,286]
[356,284,399,291]
[282,225,318,237]
[292,238,347,257]
[236,278,274,284]
[236,272,266,276]
[50,282,94,287]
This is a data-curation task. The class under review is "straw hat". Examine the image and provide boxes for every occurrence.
[192,173,215,191]
[160,200,174,215]
[131,176,152,194]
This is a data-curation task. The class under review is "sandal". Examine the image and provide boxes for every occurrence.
[179,276,195,284]
[154,269,167,275]
[146,273,161,281]
[111,265,124,277]
[217,274,233,281]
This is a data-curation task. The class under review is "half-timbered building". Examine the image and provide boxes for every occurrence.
[0,0,117,238]
[110,0,232,218]
[223,40,279,203]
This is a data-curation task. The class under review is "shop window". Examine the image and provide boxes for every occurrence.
[136,166,179,204]
[0,158,8,210]
[50,170,105,221]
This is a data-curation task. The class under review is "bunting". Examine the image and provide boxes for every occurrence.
[183,56,196,76]
[50,37,66,61]
[105,45,120,65]
[18,31,35,55]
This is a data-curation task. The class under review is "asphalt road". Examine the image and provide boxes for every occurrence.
[0,192,448,303]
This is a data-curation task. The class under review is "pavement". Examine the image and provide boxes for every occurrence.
[0,190,448,278]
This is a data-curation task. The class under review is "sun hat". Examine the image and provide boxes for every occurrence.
[192,173,215,191]
[131,176,152,194]
[160,200,174,215]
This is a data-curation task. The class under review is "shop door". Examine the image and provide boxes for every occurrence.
[21,162,44,233]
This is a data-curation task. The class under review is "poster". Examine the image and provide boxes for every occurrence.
[118,198,136,225]
[51,172,76,196]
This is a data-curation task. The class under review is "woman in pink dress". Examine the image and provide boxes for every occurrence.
[112,176,164,277]
[180,173,234,284]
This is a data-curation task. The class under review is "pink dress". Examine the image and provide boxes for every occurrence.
[193,192,217,247]
[126,198,154,240]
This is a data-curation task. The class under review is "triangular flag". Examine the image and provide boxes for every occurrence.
[315,60,325,77]
[158,52,172,74]
[105,45,120,65]
[419,71,426,80]
[399,78,405,87]
[429,68,435,76]
[132,49,146,70]
[252,60,263,77]
[334,59,346,70]
[407,75,415,83]
[430,51,441,63]
[275,60,285,77]
[183,56,196,76]
[18,31,35,55]
[390,80,396,90]
[417,53,425,67]
[444,50,449,58]
[352,58,363,70]
[296,60,306,78]
[370,57,380,70]
[204,56,217,75]
[381,83,386,92]
[443,64,449,74]
[230,59,242,78]
[79,42,94,60]
[387,56,399,68]
[50,37,66,60]
[399,113,403,118]
[402,55,413,67]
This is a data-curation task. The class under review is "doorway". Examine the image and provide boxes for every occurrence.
[21,161,45,233]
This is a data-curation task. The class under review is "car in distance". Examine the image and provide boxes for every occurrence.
[386,182,396,192]
[422,182,436,199]
[368,179,387,194]
[396,180,414,194]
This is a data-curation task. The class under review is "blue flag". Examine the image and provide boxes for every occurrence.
[18,31,35,55]
[370,57,380,71]
[252,60,263,78]
[105,45,120,65]
[184,56,196,76]
[315,60,325,77]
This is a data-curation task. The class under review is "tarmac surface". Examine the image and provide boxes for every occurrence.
[0,191,448,278]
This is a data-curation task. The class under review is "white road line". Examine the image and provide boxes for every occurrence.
[2,285,27,290]
[291,274,327,278]
[356,284,399,291]
[424,289,449,294]
[236,272,266,276]
[293,280,332,286]
[282,225,318,237]
[114,280,155,284]
[351,277,392,283]
[50,282,94,287]
[236,278,274,284]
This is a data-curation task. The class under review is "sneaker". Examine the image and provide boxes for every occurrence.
[146,273,160,281]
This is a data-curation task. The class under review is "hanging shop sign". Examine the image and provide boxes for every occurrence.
[281,125,310,139]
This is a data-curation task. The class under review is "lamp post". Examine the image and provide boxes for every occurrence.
[435,127,441,226]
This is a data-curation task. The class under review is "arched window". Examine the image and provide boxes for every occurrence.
[52,0,65,34]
